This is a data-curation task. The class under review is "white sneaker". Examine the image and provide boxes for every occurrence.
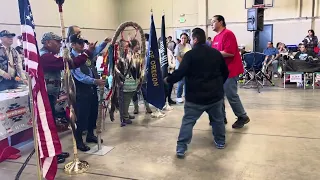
[163,102,173,111]
[151,109,166,118]
[274,74,278,78]
[176,98,184,103]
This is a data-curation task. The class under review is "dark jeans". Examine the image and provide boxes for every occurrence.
[48,95,57,125]
[75,92,98,141]
[0,79,18,91]
[165,80,174,100]
[177,100,225,151]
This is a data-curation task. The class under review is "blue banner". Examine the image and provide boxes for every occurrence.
[146,14,165,109]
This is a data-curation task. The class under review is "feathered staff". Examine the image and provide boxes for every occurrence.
[108,22,145,127]
[54,0,89,174]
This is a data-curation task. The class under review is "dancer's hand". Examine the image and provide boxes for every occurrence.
[104,37,112,44]
[88,41,98,53]
[94,79,106,86]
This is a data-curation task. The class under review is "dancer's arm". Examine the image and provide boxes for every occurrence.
[167,51,191,84]
[40,51,91,71]
[92,38,111,57]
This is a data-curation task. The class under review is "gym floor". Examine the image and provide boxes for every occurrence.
[1,86,320,180]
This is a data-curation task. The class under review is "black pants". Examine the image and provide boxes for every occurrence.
[75,92,98,141]
[48,95,57,125]
[165,80,174,101]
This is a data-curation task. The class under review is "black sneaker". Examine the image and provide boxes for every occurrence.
[59,152,70,158]
[77,142,90,152]
[214,140,225,149]
[86,135,103,144]
[176,147,187,159]
[232,116,250,129]
[57,155,65,164]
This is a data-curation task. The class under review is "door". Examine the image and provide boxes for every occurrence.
[257,24,273,53]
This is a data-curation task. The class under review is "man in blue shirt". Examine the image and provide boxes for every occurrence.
[70,34,110,152]
[263,41,280,78]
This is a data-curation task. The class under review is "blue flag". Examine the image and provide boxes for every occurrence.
[146,15,165,109]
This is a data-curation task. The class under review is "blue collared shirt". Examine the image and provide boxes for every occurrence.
[70,42,107,85]
[263,47,279,56]
[71,49,95,85]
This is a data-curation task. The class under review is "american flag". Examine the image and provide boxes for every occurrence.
[18,0,62,179]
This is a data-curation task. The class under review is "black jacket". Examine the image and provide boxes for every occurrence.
[167,44,229,105]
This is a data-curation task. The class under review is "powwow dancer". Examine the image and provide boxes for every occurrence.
[107,22,146,127]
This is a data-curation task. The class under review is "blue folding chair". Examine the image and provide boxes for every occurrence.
[243,52,274,92]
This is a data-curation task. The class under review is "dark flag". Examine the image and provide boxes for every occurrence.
[159,14,168,79]
[146,14,165,109]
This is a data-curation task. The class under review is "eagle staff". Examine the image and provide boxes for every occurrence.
[54,0,89,174]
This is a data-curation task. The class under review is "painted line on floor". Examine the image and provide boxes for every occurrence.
[105,122,320,140]
[5,161,139,180]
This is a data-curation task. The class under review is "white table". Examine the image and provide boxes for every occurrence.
[0,88,32,141]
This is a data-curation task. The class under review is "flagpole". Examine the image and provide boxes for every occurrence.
[28,76,43,180]
[147,8,166,118]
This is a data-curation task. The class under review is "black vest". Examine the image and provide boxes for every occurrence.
[71,53,99,95]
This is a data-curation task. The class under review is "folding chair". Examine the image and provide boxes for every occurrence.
[242,52,274,92]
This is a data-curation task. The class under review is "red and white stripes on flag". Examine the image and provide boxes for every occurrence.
[18,0,62,179]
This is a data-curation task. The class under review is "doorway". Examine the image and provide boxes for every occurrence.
[257,24,273,53]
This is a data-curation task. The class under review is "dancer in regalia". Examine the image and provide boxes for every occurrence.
[121,39,143,125]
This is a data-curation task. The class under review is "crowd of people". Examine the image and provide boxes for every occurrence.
[238,29,320,81]
[0,14,264,161]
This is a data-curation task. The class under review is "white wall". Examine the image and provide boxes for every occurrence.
[118,0,201,39]
[0,0,120,46]
[208,0,319,49]
[119,0,320,50]
[2,0,320,50]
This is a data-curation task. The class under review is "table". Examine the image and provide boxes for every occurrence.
[0,88,32,141]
